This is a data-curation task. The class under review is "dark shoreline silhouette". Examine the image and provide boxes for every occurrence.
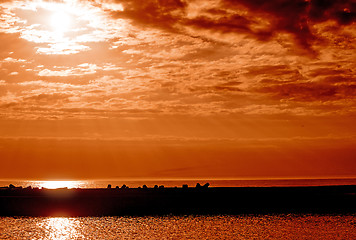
[1,184,355,216]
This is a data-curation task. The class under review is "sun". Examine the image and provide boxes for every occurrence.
[40,181,80,189]
[51,11,71,33]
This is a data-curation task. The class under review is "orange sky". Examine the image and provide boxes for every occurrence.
[0,0,355,180]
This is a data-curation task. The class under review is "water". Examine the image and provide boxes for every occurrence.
[0,214,355,239]
[1,179,356,239]
[1,178,356,189]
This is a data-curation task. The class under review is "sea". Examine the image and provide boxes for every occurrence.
[1,178,356,239]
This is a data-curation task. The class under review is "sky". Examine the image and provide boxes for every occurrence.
[0,0,355,180]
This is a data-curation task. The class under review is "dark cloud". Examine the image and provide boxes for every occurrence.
[189,82,242,94]
[107,0,355,54]
[308,0,356,25]
[212,81,242,92]
[307,68,352,78]
[186,14,253,34]
[244,65,301,77]
[110,0,186,32]
[256,81,356,102]
[222,0,355,50]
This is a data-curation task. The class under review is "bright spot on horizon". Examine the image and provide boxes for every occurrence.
[40,181,81,189]
[51,11,71,33]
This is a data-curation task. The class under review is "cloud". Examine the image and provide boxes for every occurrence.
[2,57,26,63]
[37,63,99,76]
[36,42,91,55]
[24,92,72,104]
[220,0,355,51]
[110,0,187,32]
[0,0,354,121]
[105,0,355,54]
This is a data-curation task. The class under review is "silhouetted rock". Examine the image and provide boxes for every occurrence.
[9,184,15,189]
[154,185,158,189]
[142,185,148,189]
[107,184,112,189]
[182,184,188,189]
[159,185,164,189]
[196,183,201,188]
[203,183,210,188]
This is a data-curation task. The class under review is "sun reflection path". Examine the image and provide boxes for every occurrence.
[39,217,83,240]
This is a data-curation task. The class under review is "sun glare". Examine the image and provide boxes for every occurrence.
[51,11,71,33]
[40,181,81,189]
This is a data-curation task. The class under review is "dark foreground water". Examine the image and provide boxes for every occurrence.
[1,214,356,239]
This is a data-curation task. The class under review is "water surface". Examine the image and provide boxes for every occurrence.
[1,214,355,239]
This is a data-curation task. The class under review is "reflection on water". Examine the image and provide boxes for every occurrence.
[38,217,83,240]
[1,214,356,239]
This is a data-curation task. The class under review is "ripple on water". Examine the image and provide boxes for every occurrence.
[1,214,356,239]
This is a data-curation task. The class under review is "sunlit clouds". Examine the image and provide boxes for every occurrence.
[0,0,354,119]
[0,0,355,179]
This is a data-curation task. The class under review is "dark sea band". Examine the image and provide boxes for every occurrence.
[1,184,356,216]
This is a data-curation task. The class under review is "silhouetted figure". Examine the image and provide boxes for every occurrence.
[121,184,127,189]
[142,185,148,189]
[107,184,112,189]
[154,185,158,189]
[182,184,188,189]
[159,185,164,189]
[9,184,15,189]
[196,183,201,188]
[116,186,119,189]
